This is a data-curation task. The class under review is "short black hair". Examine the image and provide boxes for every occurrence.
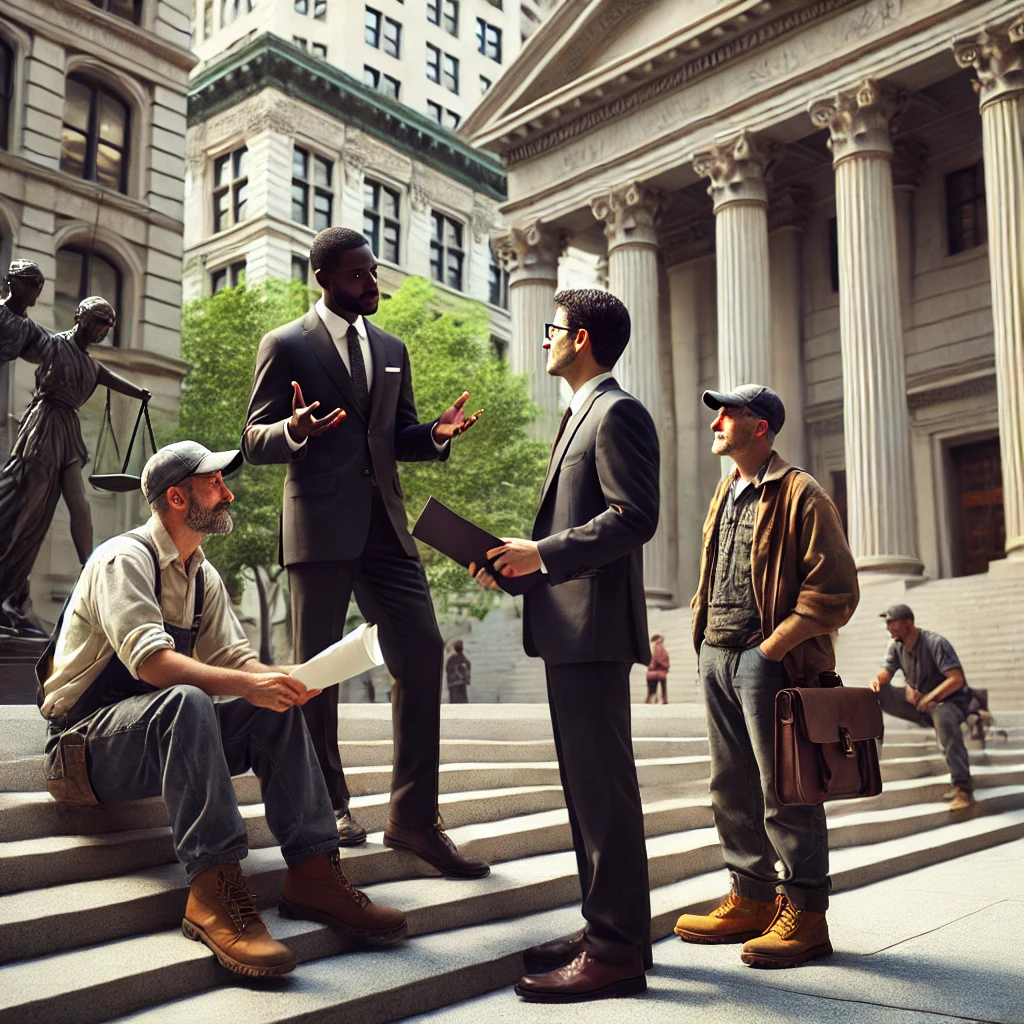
[552,288,631,368]
[310,228,371,272]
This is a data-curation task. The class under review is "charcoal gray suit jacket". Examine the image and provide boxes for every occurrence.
[524,377,660,666]
[241,307,447,566]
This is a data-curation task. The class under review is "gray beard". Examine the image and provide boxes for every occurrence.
[185,502,234,536]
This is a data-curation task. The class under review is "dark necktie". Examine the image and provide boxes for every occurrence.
[546,407,573,475]
[346,323,370,418]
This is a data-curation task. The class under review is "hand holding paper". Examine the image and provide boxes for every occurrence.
[290,622,384,690]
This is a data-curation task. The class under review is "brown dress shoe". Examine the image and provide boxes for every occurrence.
[336,812,368,846]
[524,931,654,973]
[674,891,778,944]
[741,897,832,968]
[949,788,976,812]
[383,822,490,878]
[182,864,296,978]
[515,952,646,1002]
[279,850,407,945]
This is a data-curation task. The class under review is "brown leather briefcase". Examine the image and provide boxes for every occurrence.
[775,671,883,806]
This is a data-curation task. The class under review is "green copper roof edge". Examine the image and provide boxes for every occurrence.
[188,33,507,202]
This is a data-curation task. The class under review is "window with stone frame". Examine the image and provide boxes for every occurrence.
[363,179,401,265]
[292,147,333,232]
[210,260,246,295]
[430,211,464,291]
[427,0,458,35]
[0,37,12,152]
[88,0,142,23]
[55,246,123,346]
[212,146,249,233]
[475,18,501,62]
[60,75,130,194]
[291,255,309,284]
[946,161,987,255]
[488,246,509,309]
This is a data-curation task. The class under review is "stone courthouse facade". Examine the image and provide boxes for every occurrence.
[467,0,1024,605]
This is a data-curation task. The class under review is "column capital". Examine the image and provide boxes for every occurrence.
[891,139,929,190]
[809,79,906,164]
[590,180,666,251]
[693,131,773,212]
[768,186,813,233]
[492,220,562,284]
[953,14,1024,109]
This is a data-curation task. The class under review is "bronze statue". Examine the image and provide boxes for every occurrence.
[0,260,48,362]
[0,294,151,609]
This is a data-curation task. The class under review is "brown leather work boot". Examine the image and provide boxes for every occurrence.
[740,896,832,968]
[279,850,407,946]
[674,891,778,944]
[182,864,296,978]
[949,788,975,812]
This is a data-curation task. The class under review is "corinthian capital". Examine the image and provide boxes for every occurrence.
[809,79,906,164]
[491,220,562,282]
[590,181,665,251]
[953,14,1024,109]
[692,131,773,212]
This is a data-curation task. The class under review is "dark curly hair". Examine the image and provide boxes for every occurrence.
[552,288,631,369]
[309,227,371,272]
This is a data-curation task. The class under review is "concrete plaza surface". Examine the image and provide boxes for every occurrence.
[408,838,1024,1024]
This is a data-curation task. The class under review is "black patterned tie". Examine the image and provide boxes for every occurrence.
[546,407,573,475]
[346,323,370,419]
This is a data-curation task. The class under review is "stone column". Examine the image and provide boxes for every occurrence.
[810,79,923,575]
[955,15,1024,560]
[591,181,673,601]
[694,131,773,393]
[891,140,928,334]
[494,222,562,442]
[768,187,811,468]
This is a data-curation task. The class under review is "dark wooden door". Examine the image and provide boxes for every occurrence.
[952,439,1005,575]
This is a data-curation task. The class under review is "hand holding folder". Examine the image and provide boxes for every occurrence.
[411,498,541,596]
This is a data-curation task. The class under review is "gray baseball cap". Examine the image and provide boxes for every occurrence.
[702,384,786,434]
[881,603,915,622]
[142,441,242,503]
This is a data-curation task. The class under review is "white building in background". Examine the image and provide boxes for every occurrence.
[0,0,193,619]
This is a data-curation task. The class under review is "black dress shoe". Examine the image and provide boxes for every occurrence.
[336,813,367,846]
[383,822,490,878]
[525,931,654,973]
[515,952,646,1003]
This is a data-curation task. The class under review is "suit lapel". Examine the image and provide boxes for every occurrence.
[301,308,363,422]
[538,377,617,508]
[366,320,388,426]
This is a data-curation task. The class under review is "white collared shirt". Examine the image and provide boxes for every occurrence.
[568,371,615,416]
[315,297,373,391]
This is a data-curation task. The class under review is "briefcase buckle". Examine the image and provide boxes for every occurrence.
[839,727,855,758]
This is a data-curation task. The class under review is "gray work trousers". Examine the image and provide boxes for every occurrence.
[876,684,973,790]
[700,642,830,912]
[45,685,340,880]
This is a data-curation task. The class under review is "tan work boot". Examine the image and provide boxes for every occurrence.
[949,788,975,812]
[740,896,832,968]
[674,891,778,944]
[279,850,407,945]
[182,864,296,978]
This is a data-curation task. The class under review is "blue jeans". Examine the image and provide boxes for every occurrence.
[700,643,830,912]
[45,685,340,880]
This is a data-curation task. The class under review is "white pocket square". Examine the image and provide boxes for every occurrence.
[385,366,401,373]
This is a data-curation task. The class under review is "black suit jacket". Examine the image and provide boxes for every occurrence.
[524,378,660,666]
[242,307,447,565]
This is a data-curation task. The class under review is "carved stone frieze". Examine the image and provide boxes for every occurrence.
[693,131,773,211]
[891,139,928,189]
[343,148,369,185]
[907,374,997,411]
[768,185,812,233]
[661,217,715,266]
[492,221,563,281]
[471,196,499,244]
[590,181,666,251]
[809,78,906,163]
[409,181,431,213]
[953,13,1024,108]
[348,131,413,182]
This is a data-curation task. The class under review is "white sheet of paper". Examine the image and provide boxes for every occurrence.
[290,623,384,690]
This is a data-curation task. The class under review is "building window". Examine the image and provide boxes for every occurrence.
[427,0,458,35]
[947,161,987,256]
[55,246,123,346]
[314,0,326,19]
[294,0,307,11]
[364,66,400,99]
[293,35,307,49]
[425,102,459,129]
[292,147,333,231]
[363,180,400,264]
[291,255,309,284]
[60,75,130,193]
[382,16,402,58]
[484,0,502,7]
[212,146,248,233]
[442,53,459,93]
[311,42,327,58]
[364,65,380,89]
[488,247,509,309]
[426,43,440,83]
[476,18,501,62]
[828,217,839,294]
[203,0,213,35]
[211,260,246,294]
[221,0,250,27]
[88,0,142,23]
[365,6,381,45]
[479,74,491,96]
[430,211,463,291]
[0,38,12,152]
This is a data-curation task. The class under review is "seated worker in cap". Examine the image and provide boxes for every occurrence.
[38,441,407,979]
[868,604,975,812]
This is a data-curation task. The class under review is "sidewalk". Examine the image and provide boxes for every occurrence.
[408,837,1024,1024]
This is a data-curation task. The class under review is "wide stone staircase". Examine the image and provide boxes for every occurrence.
[1,699,1023,1024]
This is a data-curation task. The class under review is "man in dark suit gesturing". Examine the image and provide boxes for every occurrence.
[243,227,487,879]
[472,289,659,1002]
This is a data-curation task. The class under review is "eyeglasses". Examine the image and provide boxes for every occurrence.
[543,322,576,341]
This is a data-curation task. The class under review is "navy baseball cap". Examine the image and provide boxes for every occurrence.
[702,384,786,434]
[142,441,242,503]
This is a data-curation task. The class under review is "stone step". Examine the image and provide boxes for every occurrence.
[4,809,1021,1024]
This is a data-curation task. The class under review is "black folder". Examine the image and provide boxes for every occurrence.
[411,497,541,596]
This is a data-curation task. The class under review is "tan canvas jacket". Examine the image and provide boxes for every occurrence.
[691,453,859,687]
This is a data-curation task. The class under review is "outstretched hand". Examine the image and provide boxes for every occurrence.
[433,391,483,442]
[287,380,345,442]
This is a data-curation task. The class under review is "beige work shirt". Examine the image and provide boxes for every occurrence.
[39,516,257,719]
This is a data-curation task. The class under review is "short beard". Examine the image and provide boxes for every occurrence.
[185,500,234,536]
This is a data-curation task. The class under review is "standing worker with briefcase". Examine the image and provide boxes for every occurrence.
[675,385,859,968]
